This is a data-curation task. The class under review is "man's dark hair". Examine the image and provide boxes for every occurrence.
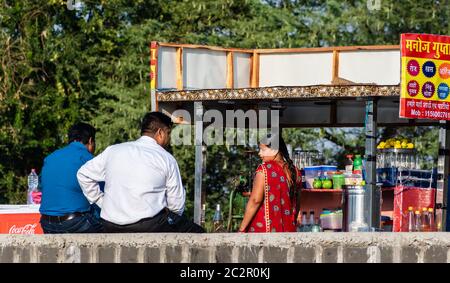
[68,122,96,144]
[141,112,173,135]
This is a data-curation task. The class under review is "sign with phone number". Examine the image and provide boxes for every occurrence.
[400,33,450,121]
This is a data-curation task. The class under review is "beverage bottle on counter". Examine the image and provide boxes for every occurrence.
[436,210,442,231]
[428,208,436,232]
[27,169,39,204]
[308,210,315,232]
[213,204,224,232]
[414,210,422,232]
[344,155,354,174]
[407,206,415,232]
[200,204,206,228]
[420,208,430,232]
[353,155,363,174]
[297,211,308,232]
[311,217,322,232]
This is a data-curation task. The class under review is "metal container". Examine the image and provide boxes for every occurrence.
[342,185,368,232]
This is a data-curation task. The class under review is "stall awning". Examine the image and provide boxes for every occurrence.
[157,84,399,102]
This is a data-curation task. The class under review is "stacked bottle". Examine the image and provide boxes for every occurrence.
[297,211,322,232]
[407,206,415,232]
[414,210,421,232]
[406,206,436,232]
[428,208,435,231]
[297,211,308,232]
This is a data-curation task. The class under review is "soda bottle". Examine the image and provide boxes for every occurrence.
[353,155,363,174]
[414,210,422,232]
[27,169,39,204]
[420,207,430,232]
[344,155,354,174]
[213,204,224,232]
[428,208,435,232]
[407,206,415,232]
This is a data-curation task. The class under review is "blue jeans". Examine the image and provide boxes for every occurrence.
[40,211,104,234]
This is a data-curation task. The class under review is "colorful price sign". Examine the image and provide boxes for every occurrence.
[400,33,450,120]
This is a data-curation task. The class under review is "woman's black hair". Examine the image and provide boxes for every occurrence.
[261,133,298,201]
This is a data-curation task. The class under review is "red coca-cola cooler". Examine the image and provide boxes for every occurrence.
[393,185,436,232]
[0,205,43,234]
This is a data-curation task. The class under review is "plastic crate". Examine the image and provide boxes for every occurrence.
[392,185,436,232]
[376,167,437,188]
[304,166,321,189]
[376,167,398,187]
[402,168,437,188]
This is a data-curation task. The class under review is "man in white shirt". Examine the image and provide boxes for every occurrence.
[77,112,204,233]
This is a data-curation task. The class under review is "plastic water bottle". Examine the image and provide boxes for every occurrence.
[297,211,308,232]
[213,204,224,232]
[414,210,422,232]
[200,204,206,228]
[407,206,415,232]
[307,210,315,232]
[27,169,39,204]
[428,208,436,232]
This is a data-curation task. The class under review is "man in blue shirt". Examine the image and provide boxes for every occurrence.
[39,122,103,233]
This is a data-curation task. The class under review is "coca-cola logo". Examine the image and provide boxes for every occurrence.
[9,224,37,234]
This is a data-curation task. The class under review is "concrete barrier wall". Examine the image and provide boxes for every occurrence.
[0,233,450,263]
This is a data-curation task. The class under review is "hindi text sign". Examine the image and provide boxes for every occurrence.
[400,33,450,120]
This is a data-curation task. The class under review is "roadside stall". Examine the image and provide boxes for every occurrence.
[150,39,450,232]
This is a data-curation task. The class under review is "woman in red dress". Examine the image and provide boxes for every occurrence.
[239,134,301,233]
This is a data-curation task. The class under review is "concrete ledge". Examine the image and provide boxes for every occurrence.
[0,233,450,263]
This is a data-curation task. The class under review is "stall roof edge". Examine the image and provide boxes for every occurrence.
[156,85,400,102]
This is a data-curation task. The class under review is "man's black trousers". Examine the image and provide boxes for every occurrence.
[101,208,205,233]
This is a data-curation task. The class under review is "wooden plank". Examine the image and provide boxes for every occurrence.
[176,47,183,90]
[332,50,339,81]
[256,45,399,54]
[250,51,260,88]
[158,42,254,53]
[226,52,234,88]
[157,42,399,55]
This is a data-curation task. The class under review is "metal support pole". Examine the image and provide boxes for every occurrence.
[437,120,450,231]
[364,98,380,229]
[149,41,158,112]
[150,89,157,111]
[194,102,203,225]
